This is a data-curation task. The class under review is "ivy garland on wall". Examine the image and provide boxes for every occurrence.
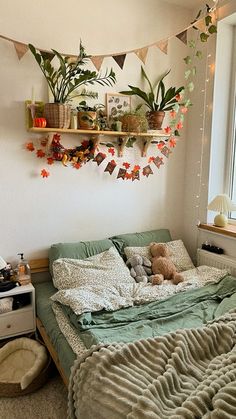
[25,3,218,181]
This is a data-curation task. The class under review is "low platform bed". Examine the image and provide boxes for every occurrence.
[31,229,236,418]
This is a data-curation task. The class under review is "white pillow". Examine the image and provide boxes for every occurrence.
[52,246,135,290]
[124,240,194,273]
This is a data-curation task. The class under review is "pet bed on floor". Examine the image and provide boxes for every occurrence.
[0,337,50,397]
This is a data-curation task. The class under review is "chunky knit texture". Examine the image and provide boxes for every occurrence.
[68,311,236,419]
[69,313,236,419]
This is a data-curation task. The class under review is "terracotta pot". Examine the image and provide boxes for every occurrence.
[44,103,71,129]
[147,111,165,130]
[77,111,97,130]
[120,114,148,133]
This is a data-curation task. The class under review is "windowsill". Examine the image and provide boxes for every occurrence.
[198,223,236,238]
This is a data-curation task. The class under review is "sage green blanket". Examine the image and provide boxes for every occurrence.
[68,309,236,419]
[63,275,236,348]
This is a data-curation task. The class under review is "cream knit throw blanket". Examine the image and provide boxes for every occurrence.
[68,312,236,419]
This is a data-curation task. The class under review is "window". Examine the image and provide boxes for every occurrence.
[228,28,236,222]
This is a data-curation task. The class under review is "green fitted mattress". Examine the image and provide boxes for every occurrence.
[34,281,76,380]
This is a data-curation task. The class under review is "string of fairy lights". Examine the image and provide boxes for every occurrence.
[195,0,219,241]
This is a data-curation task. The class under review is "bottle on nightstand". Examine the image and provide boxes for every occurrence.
[16,253,31,285]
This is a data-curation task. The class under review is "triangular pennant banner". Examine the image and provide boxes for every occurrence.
[91,56,104,71]
[176,30,188,45]
[194,19,205,32]
[135,47,149,64]
[40,51,55,62]
[112,54,126,69]
[156,40,168,55]
[13,41,28,60]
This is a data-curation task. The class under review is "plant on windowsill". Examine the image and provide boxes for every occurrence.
[28,43,116,129]
[120,66,184,130]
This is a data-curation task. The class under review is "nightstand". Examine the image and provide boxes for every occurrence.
[0,283,35,340]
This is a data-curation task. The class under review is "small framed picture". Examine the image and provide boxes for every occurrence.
[106,93,131,121]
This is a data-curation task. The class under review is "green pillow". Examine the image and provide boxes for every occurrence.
[49,239,114,274]
[110,229,172,257]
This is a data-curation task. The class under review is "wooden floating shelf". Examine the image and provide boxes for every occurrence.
[28,127,169,157]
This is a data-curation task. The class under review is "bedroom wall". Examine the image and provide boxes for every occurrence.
[0,0,192,264]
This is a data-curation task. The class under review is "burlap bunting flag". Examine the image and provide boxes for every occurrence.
[156,40,168,55]
[176,30,188,45]
[40,51,55,62]
[194,19,206,32]
[135,47,149,64]
[112,54,126,69]
[91,56,104,71]
[13,41,28,60]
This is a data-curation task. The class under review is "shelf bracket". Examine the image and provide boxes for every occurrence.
[90,135,100,152]
[142,137,153,157]
[45,132,55,155]
[118,136,129,157]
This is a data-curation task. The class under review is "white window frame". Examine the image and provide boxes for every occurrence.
[227,26,236,224]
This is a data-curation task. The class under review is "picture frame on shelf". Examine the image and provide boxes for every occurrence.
[106,93,131,122]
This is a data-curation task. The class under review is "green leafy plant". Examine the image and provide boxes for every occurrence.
[120,66,184,112]
[28,42,116,103]
[77,100,105,112]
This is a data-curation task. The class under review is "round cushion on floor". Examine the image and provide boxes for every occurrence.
[0,337,50,397]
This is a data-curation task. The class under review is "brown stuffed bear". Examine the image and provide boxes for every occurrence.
[149,242,184,285]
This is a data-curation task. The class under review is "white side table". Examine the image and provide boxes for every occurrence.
[0,283,35,340]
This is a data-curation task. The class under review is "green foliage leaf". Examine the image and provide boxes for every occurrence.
[184,56,192,65]
[126,137,136,148]
[188,82,195,92]
[205,15,212,26]
[208,25,217,34]
[200,33,210,42]
[174,130,180,137]
[105,143,115,148]
[185,69,191,79]
[192,66,197,76]
[189,40,196,48]
[196,50,203,59]
[173,103,180,112]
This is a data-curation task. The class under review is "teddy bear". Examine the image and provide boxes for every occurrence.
[126,255,152,283]
[149,242,184,285]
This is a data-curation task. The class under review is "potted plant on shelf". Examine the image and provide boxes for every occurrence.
[28,43,116,129]
[119,106,148,133]
[76,101,105,130]
[120,66,184,129]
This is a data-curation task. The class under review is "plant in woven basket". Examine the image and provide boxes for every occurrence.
[119,106,148,133]
[28,42,116,128]
[120,67,184,129]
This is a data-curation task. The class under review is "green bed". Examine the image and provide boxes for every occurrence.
[34,229,236,389]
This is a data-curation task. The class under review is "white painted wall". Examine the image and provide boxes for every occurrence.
[0,0,192,264]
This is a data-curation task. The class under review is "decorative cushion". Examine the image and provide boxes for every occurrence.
[110,229,172,258]
[52,246,135,290]
[124,240,194,272]
[49,238,113,274]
